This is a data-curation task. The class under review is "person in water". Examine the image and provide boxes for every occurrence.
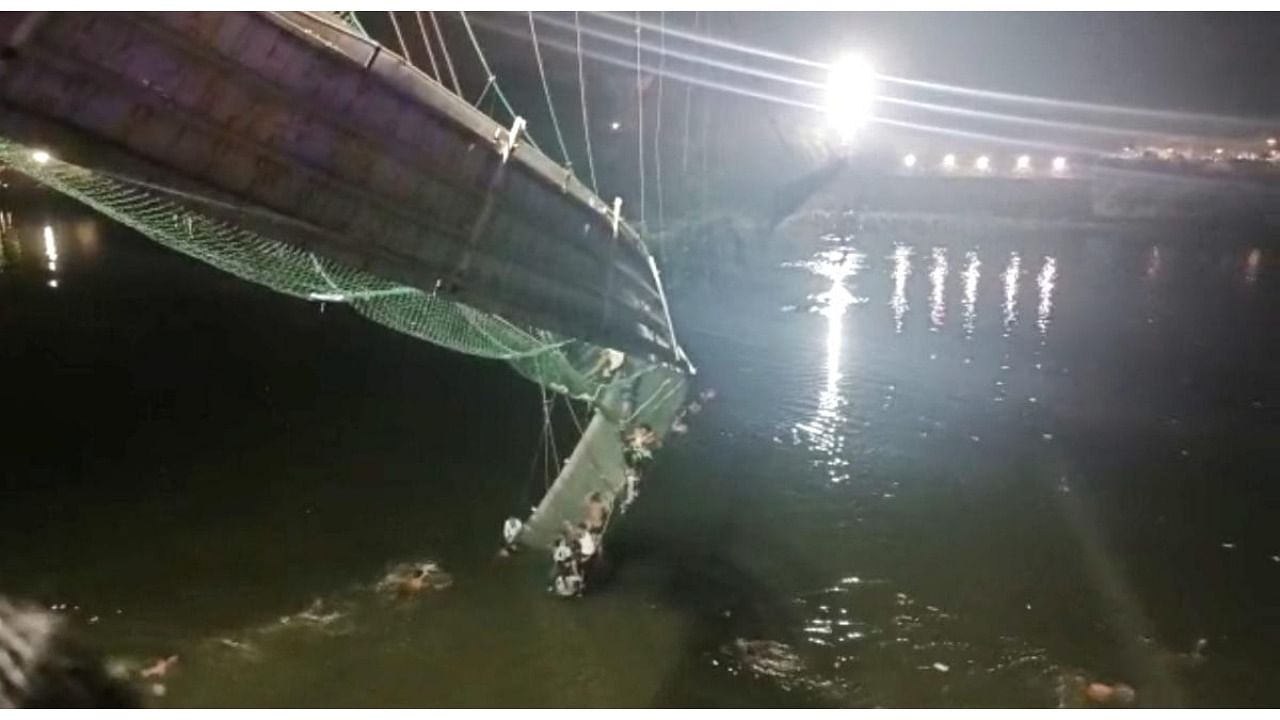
[551,569,583,598]
[498,516,523,557]
[1056,672,1137,708]
[378,562,452,598]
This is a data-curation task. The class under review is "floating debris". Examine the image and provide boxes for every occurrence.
[932,661,950,672]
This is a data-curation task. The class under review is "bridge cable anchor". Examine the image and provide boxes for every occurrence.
[495,115,526,164]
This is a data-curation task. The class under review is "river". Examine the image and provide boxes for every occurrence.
[0,200,1275,707]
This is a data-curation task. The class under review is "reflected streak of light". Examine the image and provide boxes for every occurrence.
[803,248,865,484]
[962,251,980,338]
[929,248,948,331]
[1036,256,1057,337]
[1002,253,1021,335]
[43,225,58,262]
[890,244,912,334]
[1145,246,1161,281]
[1244,248,1261,286]
[43,224,58,278]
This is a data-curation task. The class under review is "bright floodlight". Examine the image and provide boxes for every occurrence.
[975,155,991,172]
[902,153,917,169]
[1015,155,1032,172]
[609,121,621,131]
[941,153,957,171]
[1268,137,1277,147]
[825,54,877,142]
[31,150,50,164]
[1052,156,1069,173]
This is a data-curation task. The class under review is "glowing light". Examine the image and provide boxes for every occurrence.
[1002,252,1021,335]
[1036,256,1057,338]
[1051,156,1069,173]
[43,225,58,262]
[1244,248,1261,286]
[824,54,877,142]
[1015,155,1032,172]
[929,247,948,330]
[609,121,621,131]
[1145,246,1161,281]
[1214,147,1224,155]
[941,153,957,171]
[47,279,58,289]
[31,150,50,164]
[962,251,980,338]
[1268,137,1277,148]
[890,244,912,334]
[974,155,991,172]
[902,153,917,169]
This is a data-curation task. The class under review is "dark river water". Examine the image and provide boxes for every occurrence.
[0,199,1276,707]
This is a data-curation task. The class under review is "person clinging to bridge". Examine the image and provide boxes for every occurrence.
[585,492,610,534]
[621,467,642,514]
[623,423,658,465]
[549,535,583,598]
[590,348,626,380]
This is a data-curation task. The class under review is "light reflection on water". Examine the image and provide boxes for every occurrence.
[961,251,980,339]
[760,229,1276,707]
[890,244,912,334]
[1036,256,1057,338]
[1002,252,1021,336]
[928,247,948,331]
[795,246,867,484]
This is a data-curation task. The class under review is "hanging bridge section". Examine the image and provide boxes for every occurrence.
[0,11,682,366]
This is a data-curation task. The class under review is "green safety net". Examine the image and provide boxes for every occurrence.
[0,137,632,403]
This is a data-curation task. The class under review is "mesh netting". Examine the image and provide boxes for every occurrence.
[0,137,622,401]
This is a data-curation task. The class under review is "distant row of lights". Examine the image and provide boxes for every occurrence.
[901,153,1069,174]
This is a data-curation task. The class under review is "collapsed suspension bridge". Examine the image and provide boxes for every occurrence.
[0,10,693,551]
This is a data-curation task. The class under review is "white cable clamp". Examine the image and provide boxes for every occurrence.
[496,115,526,164]
[609,196,623,238]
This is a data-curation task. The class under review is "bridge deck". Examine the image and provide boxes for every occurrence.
[0,11,681,364]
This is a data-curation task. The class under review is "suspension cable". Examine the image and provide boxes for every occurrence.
[541,385,560,489]
[459,11,543,152]
[681,12,697,179]
[528,12,573,168]
[458,13,509,116]
[413,11,442,82]
[634,11,646,232]
[653,10,667,250]
[589,10,1271,129]
[429,11,463,96]
[574,12,600,194]
[539,12,823,93]
[386,11,411,62]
